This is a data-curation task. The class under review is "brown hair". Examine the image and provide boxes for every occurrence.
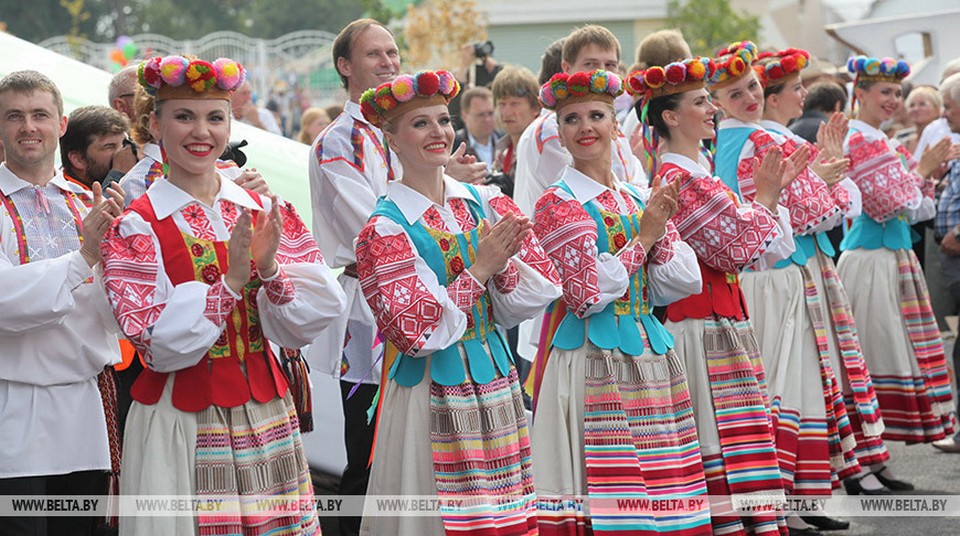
[460,86,494,114]
[0,70,64,116]
[539,38,566,85]
[333,19,393,90]
[131,85,156,146]
[491,65,540,111]
[562,25,620,66]
[635,29,691,69]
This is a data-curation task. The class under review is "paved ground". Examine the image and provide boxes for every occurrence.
[312,338,960,536]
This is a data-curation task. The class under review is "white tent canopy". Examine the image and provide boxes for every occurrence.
[0,31,314,227]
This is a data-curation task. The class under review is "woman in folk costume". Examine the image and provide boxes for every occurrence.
[629,54,797,535]
[711,44,864,533]
[752,50,921,507]
[836,56,956,484]
[529,69,709,535]
[354,70,562,535]
[101,56,347,535]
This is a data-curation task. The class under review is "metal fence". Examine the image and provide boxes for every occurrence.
[38,30,346,109]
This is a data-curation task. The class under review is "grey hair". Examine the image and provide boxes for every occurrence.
[108,65,139,104]
[940,72,960,105]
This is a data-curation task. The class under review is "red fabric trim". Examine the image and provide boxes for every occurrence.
[666,261,747,322]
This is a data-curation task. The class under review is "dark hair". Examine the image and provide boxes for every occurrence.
[539,38,565,85]
[60,105,129,176]
[643,92,684,141]
[333,19,392,90]
[804,81,847,114]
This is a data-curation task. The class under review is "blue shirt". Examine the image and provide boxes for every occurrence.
[936,160,960,238]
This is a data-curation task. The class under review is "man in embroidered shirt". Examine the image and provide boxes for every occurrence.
[309,19,486,536]
[0,70,123,536]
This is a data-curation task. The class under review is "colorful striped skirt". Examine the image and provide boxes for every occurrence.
[667,316,786,536]
[741,263,860,495]
[837,247,956,443]
[362,352,537,535]
[531,333,711,536]
[119,378,319,536]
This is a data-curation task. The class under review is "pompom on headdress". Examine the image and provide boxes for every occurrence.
[707,41,760,89]
[847,55,910,84]
[537,70,624,111]
[625,58,716,177]
[359,70,460,127]
[138,55,246,101]
[753,48,810,88]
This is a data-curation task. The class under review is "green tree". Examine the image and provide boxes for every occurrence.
[667,0,760,57]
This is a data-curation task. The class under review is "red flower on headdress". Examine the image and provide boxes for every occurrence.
[360,99,376,121]
[142,57,162,86]
[780,55,797,74]
[567,72,591,97]
[767,63,784,80]
[416,71,440,96]
[627,73,646,93]
[665,64,686,85]
[186,60,217,92]
[644,67,665,88]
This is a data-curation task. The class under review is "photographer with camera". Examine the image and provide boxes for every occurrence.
[449,40,504,130]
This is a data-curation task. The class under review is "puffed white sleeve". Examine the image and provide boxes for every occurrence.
[646,222,702,306]
[255,199,347,347]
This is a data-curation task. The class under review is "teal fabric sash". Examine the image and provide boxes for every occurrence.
[715,126,758,198]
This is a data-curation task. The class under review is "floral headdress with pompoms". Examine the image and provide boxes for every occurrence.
[537,70,623,111]
[625,57,716,177]
[847,55,910,84]
[708,41,759,89]
[138,55,245,101]
[753,48,810,88]
[359,70,460,127]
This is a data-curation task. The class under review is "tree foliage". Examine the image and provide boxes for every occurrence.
[403,0,487,71]
[667,0,760,57]
[0,0,365,43]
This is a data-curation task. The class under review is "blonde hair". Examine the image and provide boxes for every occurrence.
[635,29,691,69]
[906,85,943,113]
[296,107,331,144]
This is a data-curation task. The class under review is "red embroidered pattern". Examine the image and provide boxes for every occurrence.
[847,132,921,222]
[357,224,443,356]
[534,190,602,318]
[101,225,165,356]
[447,272,486,312]
[488,194,560,286]
[181,203,217,241]
[662,163,779,273]
[204,278,238,326]
[492,261,520,294]
[651,221,680,265]
[422,206,448,232]
[449,198,476,232]
[738,130,839,233]
[262,267,295,305]
[275,201,324,265]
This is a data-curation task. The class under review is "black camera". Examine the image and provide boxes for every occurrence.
[220,139,249,168]
[473,40,494,59]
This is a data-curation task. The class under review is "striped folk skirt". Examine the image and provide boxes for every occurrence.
[119,378,320,536]
[741,263,861,495]
[361,352,537,536]
[667,316,786,536]
[837,247,956,443]
[531,332,711,536]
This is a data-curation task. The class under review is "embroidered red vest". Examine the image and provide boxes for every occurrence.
[127,193,288,411]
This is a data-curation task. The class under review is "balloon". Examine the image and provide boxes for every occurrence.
[110,48,128,67]
[122,41,138,60]
[116,35,132,48]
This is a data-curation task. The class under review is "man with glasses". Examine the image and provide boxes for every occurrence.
[107,65,138,123]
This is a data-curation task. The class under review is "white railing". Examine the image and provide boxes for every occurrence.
[38,30,344,106]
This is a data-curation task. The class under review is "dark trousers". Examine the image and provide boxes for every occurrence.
[940,248,960,440]
[338,380,378,536]
[0,470,107,536]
